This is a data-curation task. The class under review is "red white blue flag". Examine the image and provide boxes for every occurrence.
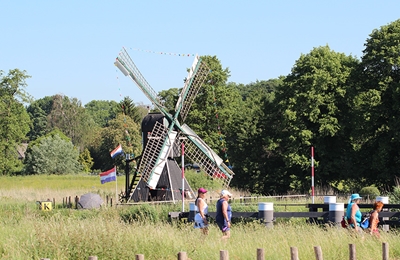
[110,144,123,159]
[100,167,117,184]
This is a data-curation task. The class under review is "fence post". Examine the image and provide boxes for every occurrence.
[258,202,274,228]
[135,254,145,260]
[314,246,323,260]
[376,196,389,232]
[88,256,98,260]
[189,202,196,222]
[75,196,79,209]
[220,250,229,260]
[256,248,264,260]
[177,251,187,260]
[329,203,344,226]
[382,242,389,260]
[290,247,299,260]
[349,244,356,260]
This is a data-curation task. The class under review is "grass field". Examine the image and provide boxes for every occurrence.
[0,174,399,260]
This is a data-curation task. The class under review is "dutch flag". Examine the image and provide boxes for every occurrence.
[110,144,123,159]
[100,167,117,184]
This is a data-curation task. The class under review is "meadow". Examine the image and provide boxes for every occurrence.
[0,174,399,260]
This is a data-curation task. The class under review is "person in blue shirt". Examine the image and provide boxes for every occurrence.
[216,190,232,239]
[346,193,363,234]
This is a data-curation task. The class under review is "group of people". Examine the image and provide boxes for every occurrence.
[194,187,232,239]
[194,190,385,238]
[346,193,384,238]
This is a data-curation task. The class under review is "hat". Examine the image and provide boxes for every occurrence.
[350,193,362,201]
[220,190,232,197]
[198,187,207,193]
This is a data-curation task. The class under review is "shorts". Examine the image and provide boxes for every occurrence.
[194,213,208,229]
[217,220,230,232]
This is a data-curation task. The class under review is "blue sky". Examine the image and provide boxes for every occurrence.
[2,1,400,106]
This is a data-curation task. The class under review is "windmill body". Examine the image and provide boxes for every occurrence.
[115,47,234,203]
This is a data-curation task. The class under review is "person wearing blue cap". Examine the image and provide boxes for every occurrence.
[346,193,363,234]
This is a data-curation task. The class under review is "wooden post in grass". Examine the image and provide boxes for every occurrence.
[314,246,323,260]
[135,254,144,260]
[382,242,389,260]
[220,250,229,260]
[177,251,187,260]
[88,256,97,260]
[349,244,356,260]
[257,248,264,260]
[290,247,299,260]
[75,196,78,209]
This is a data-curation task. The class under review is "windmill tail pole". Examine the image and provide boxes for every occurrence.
[181,143,185,212]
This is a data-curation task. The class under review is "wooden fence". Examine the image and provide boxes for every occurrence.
[40,242,391,260]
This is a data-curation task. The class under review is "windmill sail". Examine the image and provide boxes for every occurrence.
[115,47,169,116]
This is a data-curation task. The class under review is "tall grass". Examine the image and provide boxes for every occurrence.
[1,175,399,259]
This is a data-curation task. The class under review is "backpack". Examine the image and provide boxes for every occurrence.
[360,210,374,229]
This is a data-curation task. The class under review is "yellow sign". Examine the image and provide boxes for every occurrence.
[39,201,52,211]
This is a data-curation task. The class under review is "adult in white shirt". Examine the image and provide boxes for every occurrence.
[194,187,209,235]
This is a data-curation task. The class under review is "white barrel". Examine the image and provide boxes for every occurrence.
[258,202,274,227]
[329,203,344,224]
[376,196,389,204]
[324,196,336,204]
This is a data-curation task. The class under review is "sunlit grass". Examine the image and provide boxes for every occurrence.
[0,175,399,259]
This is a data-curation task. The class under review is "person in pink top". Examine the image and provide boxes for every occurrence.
[194,188,209,235]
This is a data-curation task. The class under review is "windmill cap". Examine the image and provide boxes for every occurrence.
[220,190,232,197]
[198,188,207,193]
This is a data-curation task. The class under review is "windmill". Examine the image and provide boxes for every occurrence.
[114,47,234,203]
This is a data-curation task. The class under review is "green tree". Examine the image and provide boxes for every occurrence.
[185,55,242,156]
[275,46,359,192]
[119,96,143,125]
[228,79,288,194]
[92,114,141,171]
[159,88,179,114]
[48,94,97,151]
[79,148,94,173]
[85,100,119,127]
[354,19,400,189]
[0,69,31,175]
[23,134,81,174]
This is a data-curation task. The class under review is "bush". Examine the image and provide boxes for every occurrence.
[119,204,161,223]
[184,170,221,191]
[359,186,380,199]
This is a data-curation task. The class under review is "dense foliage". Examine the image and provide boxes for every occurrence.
[2,19,400,195]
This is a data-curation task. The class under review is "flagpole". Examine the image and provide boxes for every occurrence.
[115,166,118,206]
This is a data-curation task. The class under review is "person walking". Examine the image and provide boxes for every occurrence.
[216,189,232,239]
[346,193,364,235]
[194,187,209,235]
[369,201,384,238]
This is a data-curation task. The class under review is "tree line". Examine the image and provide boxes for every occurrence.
[2,19,400,195]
